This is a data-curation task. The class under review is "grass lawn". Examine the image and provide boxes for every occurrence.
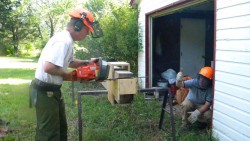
[0,57,216,141]
[0,57,37,140]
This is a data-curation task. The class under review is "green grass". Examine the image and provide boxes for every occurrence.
[0,69,35,79]
[0,57,36,141]
[0,57,218,141]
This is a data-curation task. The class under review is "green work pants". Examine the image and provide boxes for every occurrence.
[35,89,67,141]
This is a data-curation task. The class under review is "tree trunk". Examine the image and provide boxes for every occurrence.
[12,26,19,56]
[37,25,43,40]
[14,45,19,56]
[49,16,54,37]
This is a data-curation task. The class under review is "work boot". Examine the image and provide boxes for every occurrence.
[197,122,208,130]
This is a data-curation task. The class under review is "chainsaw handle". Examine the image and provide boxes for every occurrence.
[70,70,78,81]
[63,70,77,81]
[90,58,99,64]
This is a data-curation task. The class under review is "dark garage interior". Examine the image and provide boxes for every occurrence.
[151,1,214,86]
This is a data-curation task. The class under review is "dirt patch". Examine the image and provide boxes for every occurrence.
[173,104,182,116]
[163,103,182,117]
[0,119,10,139]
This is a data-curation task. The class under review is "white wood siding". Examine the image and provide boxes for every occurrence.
[214,0,250,141]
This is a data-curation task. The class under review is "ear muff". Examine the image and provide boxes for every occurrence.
[74,19,84,32]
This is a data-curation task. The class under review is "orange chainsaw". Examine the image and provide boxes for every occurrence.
[69,57,109,82]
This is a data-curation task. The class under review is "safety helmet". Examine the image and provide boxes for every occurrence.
[69,8,103,38]
[199,67,214,80]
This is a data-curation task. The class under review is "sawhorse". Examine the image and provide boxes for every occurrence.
[158,85,176,141]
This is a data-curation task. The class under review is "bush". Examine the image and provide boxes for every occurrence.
[0,43,8,56]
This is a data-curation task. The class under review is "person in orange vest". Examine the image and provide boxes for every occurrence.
[176,67,214,131]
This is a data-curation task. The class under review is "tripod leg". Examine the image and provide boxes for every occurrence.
[159,91,168,129]
[168,89,176,141]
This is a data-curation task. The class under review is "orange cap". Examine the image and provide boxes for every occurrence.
[199,67,214,79]
[69,8,94,32]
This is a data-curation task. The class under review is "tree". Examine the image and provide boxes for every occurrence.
[0,0,13,22]
[0,0,41,56]
[0,0,142,60]
[33,0,74,38]
[0,0,75,56]
[102,3,141,73]
[0,0,17,55]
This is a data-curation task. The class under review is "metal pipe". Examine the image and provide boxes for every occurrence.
[71,81,75,107]
[139,87,168,92]
[78,91,82,141]
[78,90,108,95]
[78,90,108,141]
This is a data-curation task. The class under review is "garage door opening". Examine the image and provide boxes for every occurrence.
[151,1,214,86]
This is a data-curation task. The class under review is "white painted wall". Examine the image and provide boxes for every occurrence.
[180,18,205,78]
[213,0,250,141]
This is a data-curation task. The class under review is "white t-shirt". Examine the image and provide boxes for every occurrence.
[35,30,74,85]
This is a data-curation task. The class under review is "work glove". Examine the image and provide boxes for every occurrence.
[63,70,77,81]
[188,109,201,124]
[176,72,184,82]
[176,71,184,87]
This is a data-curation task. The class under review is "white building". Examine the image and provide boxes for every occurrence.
[130,0,250,140]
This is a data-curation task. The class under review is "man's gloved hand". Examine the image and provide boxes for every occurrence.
[70,70,77,81]
[188,109,201,124]
[176,72,184,82]
[63,70,77,81]
[176,72,184,87]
